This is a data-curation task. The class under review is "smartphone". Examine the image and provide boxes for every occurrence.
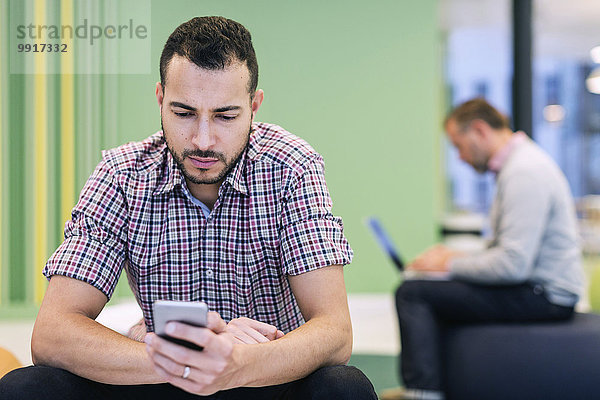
[153,300,208,351]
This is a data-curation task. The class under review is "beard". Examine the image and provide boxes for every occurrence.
[162,118,252,185]
[472,161,489,174]
[469,142,490,174]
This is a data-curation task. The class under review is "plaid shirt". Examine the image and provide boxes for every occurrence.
[44,122,353,333]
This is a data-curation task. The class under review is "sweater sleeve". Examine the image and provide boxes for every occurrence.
[449,171,551,284]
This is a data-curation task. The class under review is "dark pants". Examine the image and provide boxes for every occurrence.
[395,280,574,391]
[0,364,375,400]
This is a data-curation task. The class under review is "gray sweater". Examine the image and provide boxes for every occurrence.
[449,137,584,306]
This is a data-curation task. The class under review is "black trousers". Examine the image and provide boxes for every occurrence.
[0,364,376,400]
[395,280,574,391]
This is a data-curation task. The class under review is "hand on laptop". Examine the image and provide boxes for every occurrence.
[408,244,464,272]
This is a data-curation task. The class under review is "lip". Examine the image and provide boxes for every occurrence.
[188,156,219,169]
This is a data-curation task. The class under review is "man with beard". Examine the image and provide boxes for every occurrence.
[382,98,584,400]
[0,16,375,400]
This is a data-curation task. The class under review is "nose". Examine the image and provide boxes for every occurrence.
[191,117,216,149]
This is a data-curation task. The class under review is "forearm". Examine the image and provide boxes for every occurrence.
[32,311,163,385]
[233,314,352,387]
[449,245,532,284]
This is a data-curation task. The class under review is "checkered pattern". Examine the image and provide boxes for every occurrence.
[44,122,353,332]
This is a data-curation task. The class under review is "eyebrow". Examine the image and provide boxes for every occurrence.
[169,101,196,111]
[169,102,242,113]
[213,105,242,113]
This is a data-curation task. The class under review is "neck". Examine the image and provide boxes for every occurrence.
[186,178,221,209]
[489,128,515,158]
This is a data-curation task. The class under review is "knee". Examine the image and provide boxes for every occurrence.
[0,367,42,399]
[396,280,423,305]
[0,365,84,400]
[299,365,376,400]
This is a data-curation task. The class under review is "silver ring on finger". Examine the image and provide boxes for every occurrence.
[182,365,191,379]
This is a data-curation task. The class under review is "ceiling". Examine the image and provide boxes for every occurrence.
[439,0,600,62]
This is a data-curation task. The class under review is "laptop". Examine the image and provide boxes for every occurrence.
[366,217,449,280]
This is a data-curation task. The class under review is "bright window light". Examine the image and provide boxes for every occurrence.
[543,104,566,123]
[591,46,600,64]
[586,67,600,94]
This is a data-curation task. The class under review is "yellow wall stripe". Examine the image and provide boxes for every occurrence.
[34,0,48,303]
[61,0,75,230]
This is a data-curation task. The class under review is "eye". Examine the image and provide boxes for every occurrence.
[218,114,237,121]
[174,111,192,118]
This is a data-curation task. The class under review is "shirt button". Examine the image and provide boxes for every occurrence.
[206,269,214,277]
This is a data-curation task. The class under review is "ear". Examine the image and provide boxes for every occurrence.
[155,82,164,112]
[469,119,492,139]
[250,89,264,122]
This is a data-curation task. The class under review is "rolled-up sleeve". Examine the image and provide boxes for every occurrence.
[280,155,353,275]
[44,160,128,299]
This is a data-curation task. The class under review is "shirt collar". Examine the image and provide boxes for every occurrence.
[488,131,528,173]
[153,148,184,196]
[224,148,249,195]
[223,124,260,196]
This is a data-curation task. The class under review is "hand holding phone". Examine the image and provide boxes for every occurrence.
[153,300,208,351]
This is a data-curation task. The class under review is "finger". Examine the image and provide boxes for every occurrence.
[127,318,146,340]
[231,317,279,340]
[226,324,269,344]
[150,359,175,381]
[420,263,445,272]
[276,330,285,339]
[157,365,217,397]
[228,319,274,342]
[206,311,227,333]
[149,348,188,378]
[151,362,207,395]
[166,322,233,356]
[220,331,246,344]
[145,333,200,366]
[132,329,146,342]
[408,260,423,271]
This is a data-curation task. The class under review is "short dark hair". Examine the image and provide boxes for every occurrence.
[445,98,511,131]
[159,16,258,94]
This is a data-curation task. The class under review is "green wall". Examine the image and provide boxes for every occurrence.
[114,0,442,294]
[0,0,442,315]
[118,0,443,293]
